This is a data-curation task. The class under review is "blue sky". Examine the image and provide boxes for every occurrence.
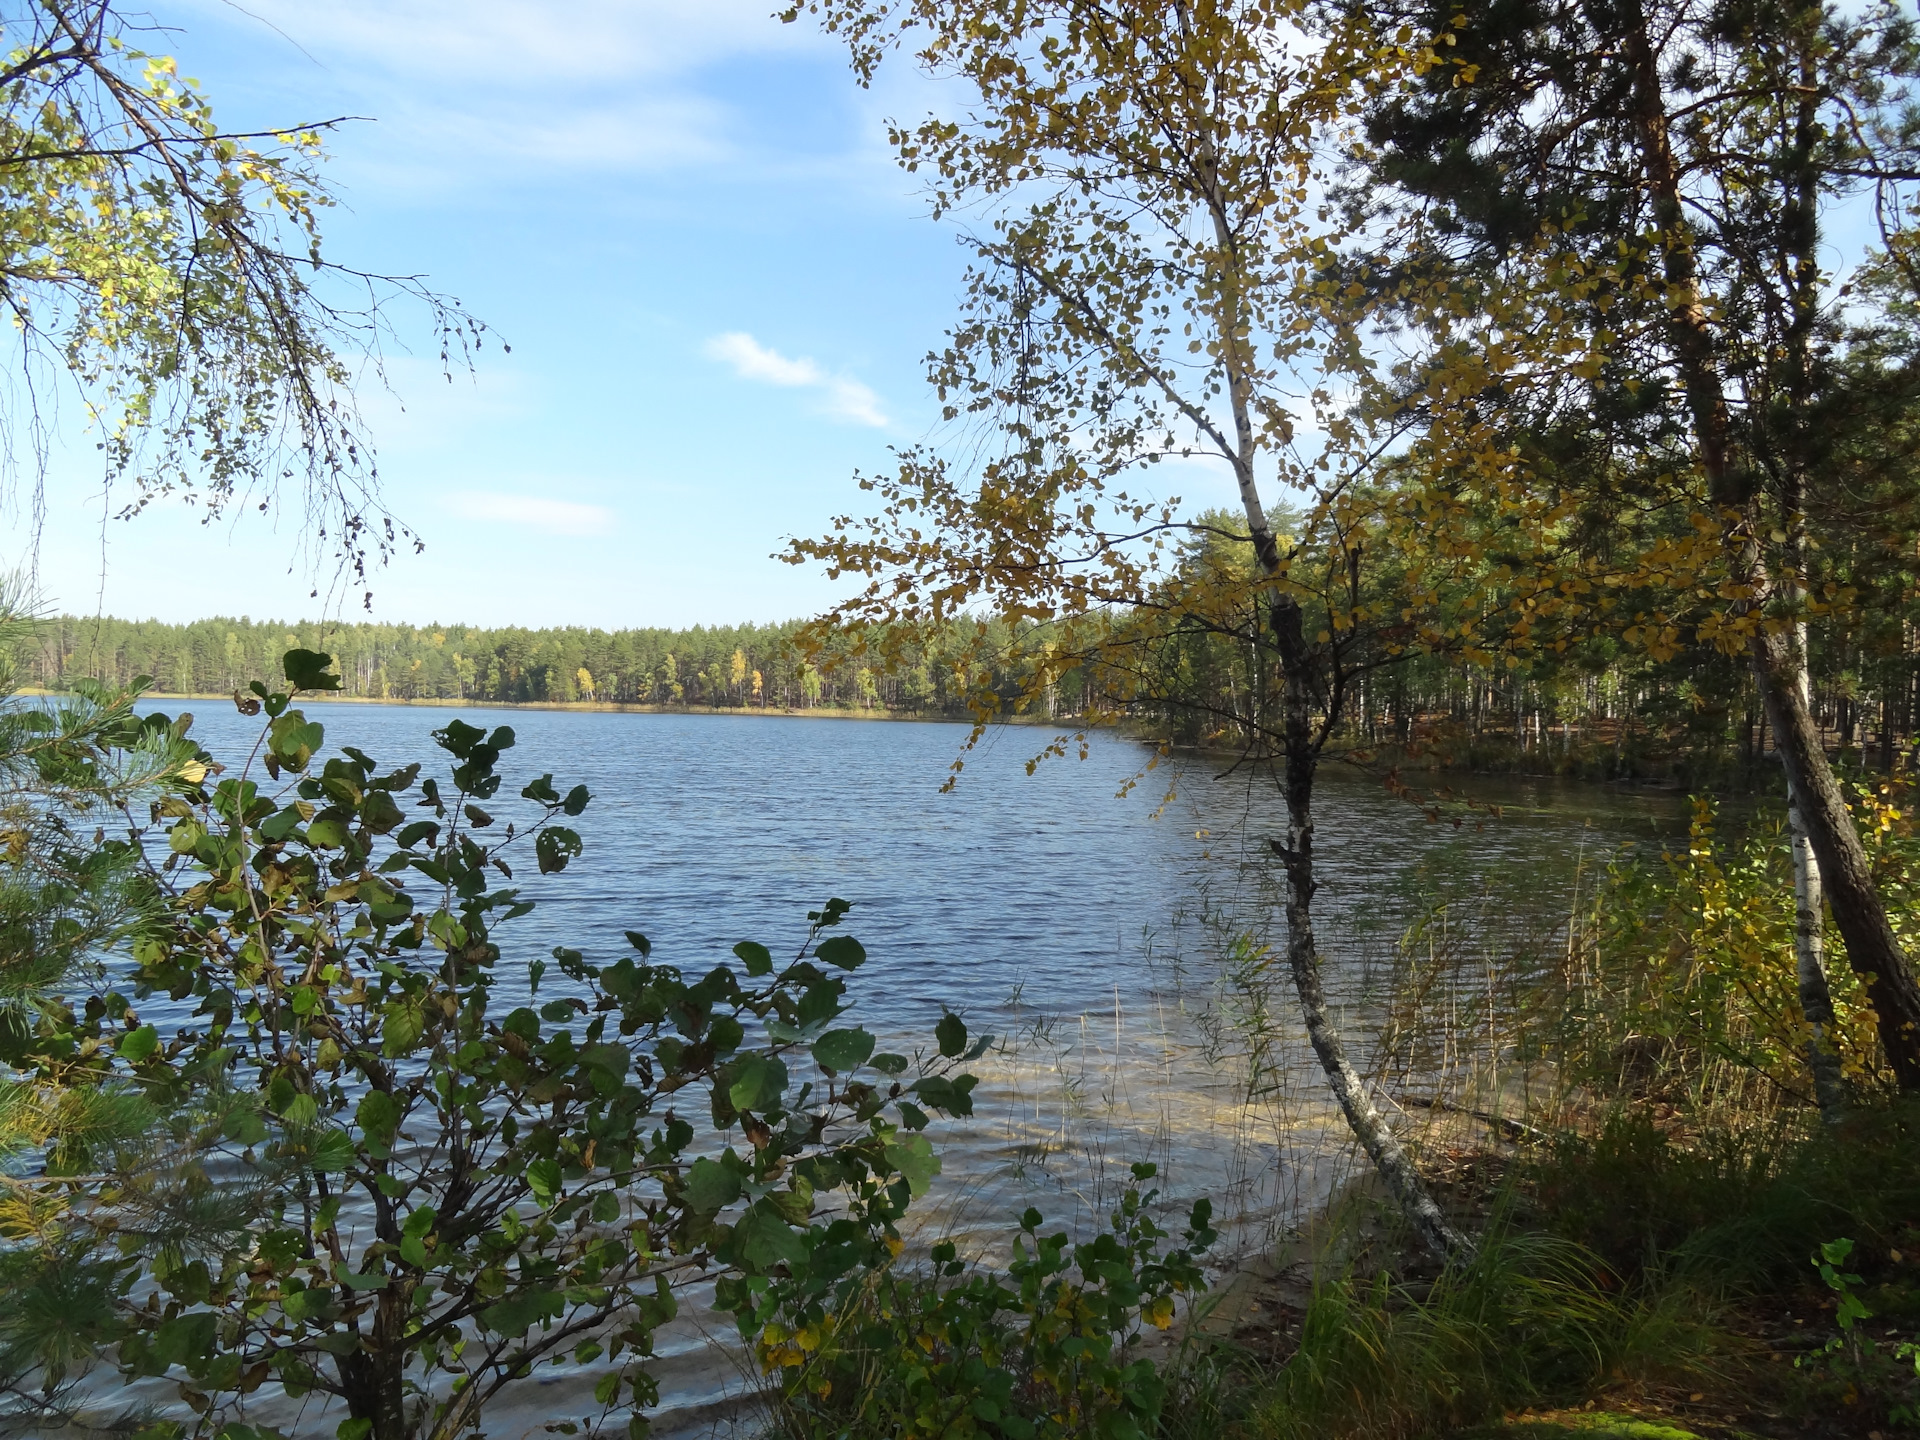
[19,0,989,628]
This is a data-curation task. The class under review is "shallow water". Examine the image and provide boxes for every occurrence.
[125,702,1687,1436]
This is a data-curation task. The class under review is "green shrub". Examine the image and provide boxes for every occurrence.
[734,1163,1216,1440]
[1525,1105,1920,1291]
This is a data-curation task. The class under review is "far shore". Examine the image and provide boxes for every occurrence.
[17,687,1069,726]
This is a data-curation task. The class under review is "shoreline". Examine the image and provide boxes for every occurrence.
[18,687,1070,726]
[7,688,1800,789]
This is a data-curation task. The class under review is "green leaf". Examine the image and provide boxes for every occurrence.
[684,1157,742,1213]
[960,1032,996,1063]
[360,790,404,833]
[910,1073,978,1117]
[337,1421,373,1440]
[733,940,773,976]
[381,999,426,1058]
[883,1133,941,1197]
[117,1025,159,1063]
[936,1012,967,1058]
[816,935,866,970]
[730,1202,807,1270]
[536,826,583,874]
[282,1284,335,1323]
[399,1205,437,1262]
[306,814,350,848]
[526,1158,563,1206]
[335,1270,386,1292]
[728,1053,788,1114]
[871,1052,909,1076]
[810,1028,875,1074]
[356,1089,399,1143]
[223,1105,268,1145]
[396,819,439,848]
[266,711,325,774]
[151,1311,218,1369]
[480,1287,565,1336]
[796,981,845,1030]
[283,649,343,692]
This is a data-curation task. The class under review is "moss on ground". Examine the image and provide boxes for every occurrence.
[1466,1413,1705,1440]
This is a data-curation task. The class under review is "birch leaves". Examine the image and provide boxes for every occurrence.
[0,0,482,588]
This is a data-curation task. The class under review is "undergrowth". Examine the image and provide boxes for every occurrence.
[1160,1104,1920,1440]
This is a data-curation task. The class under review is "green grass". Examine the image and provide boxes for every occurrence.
[1161,1102,1920,1440]
[1220,1232,1724,1440]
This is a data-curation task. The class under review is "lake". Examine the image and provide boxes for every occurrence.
[134,701,1690,1435]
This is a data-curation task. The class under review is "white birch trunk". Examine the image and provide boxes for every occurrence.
[1789,624,1847,1122]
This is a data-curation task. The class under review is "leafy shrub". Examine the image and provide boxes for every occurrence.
[1554,797,1885,1107]
[734,1162,1216,1440]
[1525,1104,1920,1291]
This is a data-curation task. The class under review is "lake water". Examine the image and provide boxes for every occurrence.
[131,701,1689,1435]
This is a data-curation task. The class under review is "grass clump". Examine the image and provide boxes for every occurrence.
[1238,1230,1722,1440]
[1209,1103,1920,1440]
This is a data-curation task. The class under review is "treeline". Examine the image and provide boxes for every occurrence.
[1100,509,1920,783]
[29,601,1920,782]
[22,614,1012,715]
[1128,594,1911,781]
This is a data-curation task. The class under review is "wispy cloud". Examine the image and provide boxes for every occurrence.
[197,0,813,88]
[181,0,829,185]
[704,331,888,428]
[446,492,615,536]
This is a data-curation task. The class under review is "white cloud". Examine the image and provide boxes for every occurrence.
[177,0,837,186]
[708,331,822,387]
[191,0,814,89]
[445,491,615,536]
[704,331,887,428]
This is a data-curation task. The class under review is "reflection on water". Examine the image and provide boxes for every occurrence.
[126,702,1686,1436]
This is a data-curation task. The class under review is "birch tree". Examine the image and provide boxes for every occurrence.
[782,0,1492,1255]
[0,0,483,594]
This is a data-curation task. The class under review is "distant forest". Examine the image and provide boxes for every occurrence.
[21,615,995,714]
[23,603,1920,782]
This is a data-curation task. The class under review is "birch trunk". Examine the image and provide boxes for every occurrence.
[1185,117,1467,1254]
[1788,630,1847,1121]
[1753,630,1920,1089]
[1269,595,1468,1259]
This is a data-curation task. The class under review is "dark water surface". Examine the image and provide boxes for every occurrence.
[130,702,1689,1434]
